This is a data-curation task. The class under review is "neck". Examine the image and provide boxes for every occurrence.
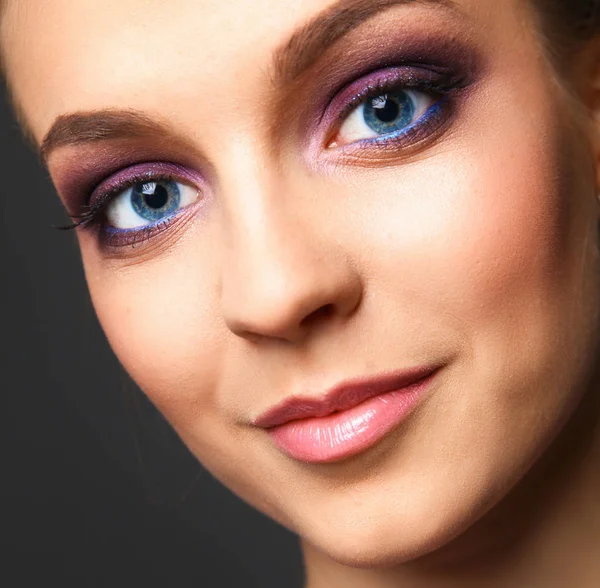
[301,373,600,588]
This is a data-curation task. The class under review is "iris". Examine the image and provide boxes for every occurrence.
[363,92,416,135]
[130,181,181,222]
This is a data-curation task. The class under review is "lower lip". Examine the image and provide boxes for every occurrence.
[266,373,436,463]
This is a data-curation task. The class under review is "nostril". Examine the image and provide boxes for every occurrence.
[300,303,335,328]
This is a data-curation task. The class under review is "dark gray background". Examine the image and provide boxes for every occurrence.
[0,83,303,586]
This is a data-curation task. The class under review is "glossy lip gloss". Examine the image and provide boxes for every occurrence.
[254,365,441,463]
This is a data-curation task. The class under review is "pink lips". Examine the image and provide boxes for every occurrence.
[254,365,441,463]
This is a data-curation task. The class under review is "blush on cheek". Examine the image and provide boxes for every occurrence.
[430,96,586,329]
[86,255,224,423]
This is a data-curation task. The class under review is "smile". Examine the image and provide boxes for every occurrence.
[253,364,442,463]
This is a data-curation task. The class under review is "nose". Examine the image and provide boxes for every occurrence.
[220,190,363,344]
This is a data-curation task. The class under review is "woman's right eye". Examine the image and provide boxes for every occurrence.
[105,179,200,230]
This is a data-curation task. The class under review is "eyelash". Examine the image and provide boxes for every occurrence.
[59,68,465,248]
[322,67,466,156]
[58,171,194,247]
[339,77,454,125]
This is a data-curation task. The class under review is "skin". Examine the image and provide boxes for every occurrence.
[2,0,600,586]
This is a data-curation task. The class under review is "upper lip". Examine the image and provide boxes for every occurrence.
[253,364,441,428]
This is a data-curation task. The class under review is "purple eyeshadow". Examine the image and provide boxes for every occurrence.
[52,26,482,250]
[320,65,457,132]
[89,161,205,207]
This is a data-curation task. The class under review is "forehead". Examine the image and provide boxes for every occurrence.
[0,0,316,132]
[0,0,521,144]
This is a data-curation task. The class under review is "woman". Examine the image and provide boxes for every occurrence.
[1,0,600,585]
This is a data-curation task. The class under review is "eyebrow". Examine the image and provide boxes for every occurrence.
[273,0,458,84]
[39,110,176,162]
[40,0,457,161]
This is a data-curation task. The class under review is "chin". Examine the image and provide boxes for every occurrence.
[301,516,470,570]
[293,476,501,569]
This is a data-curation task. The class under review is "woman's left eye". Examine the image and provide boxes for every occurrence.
[105,179,199,230]
[330,89,436,147]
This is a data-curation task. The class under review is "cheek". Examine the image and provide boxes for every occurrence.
[344,91,600,493]
[354,88,596,364]
[82,246,225,424]
[82,249,290,518]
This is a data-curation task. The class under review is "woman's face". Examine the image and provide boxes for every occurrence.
[3,0,600,565]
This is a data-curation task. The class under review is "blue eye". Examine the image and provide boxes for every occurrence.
[333,88,436,146]
[105,179,199,230]
[363,92,416,135]
[131,180,181,221]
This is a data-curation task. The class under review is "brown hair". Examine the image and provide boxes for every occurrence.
[543,0,600,37]
[533,0,600,63]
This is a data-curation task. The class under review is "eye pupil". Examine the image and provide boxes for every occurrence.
[371,95,400,123]
[141,182,169,209]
